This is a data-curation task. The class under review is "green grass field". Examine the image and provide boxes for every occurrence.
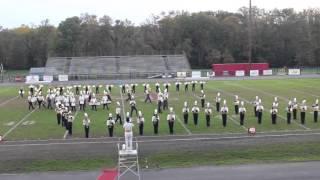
[1,78,320,141]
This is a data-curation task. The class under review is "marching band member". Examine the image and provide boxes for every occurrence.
[155,82,160,93]
[125,89,132,102]
[221,100,229,127]
[272,97,279,109]
[253,96,259,117]
[19,87,24,98]
[286,101,293,124]
[182,101,189,124]
[191,81,197,92]
[200,90,206,108]
[123,115,134,150]
[90,93,97,111]
[313,99,319,123]
[175,82,181,92]
[29,85,35,96]
[102,92,110,110]
[205,103,212,127]
[184,82,189,92]
[70,94,76,111]
[200,81,206,90]
[125,112,132,123]
[167,107,176,134]
[27,93,34,110]
[192,101,200,126]
[163,82,170,92]
[106,84,112,93]
[121,84,126,94]
[107,113,115,137]
[234,95,240,114]
[143,83,148,93]
[62,105,68,128]
[270,104,278,125]
[239,101,246,126]
[130,96,138,116]
[83,113,90,138]
[37,92,45,109]
[144,88,152,103]
[137,111,145,135]
[163,89,169,110]
[67,111,74,136]
[55,103,62,125]
[215,92,221,112]
[75,85,80,95]
[131,84,136,94]
[300,100,307,125]
[152,109,160,135]
[256,99,264,124]
[157,91,163,113]
[79,92,85,111]
[115,102,122,124]
[292,98,298,120]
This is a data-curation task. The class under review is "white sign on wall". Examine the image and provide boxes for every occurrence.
[235,70,245,77]
[177,72,187,78]
[58,75,69,82]
[26,75,39,83]
[288,69,301,75]
[263,70,273,76]
[43,75,53,82]
[250,70,259,77]
[208,71,215,78]
[192,71,201,78]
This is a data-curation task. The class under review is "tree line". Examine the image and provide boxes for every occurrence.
[0,7,320,70]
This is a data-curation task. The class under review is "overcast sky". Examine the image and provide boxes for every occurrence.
[1,0,319,28]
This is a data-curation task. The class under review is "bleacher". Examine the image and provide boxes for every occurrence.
[44,54,191,79]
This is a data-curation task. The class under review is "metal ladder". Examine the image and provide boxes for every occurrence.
[117,138,141,180]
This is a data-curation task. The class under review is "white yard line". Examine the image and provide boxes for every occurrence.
[175,113,192,135]
[220,84,310,130]
[291,89,320,98]
[2,109,37,139]
[0,96,19,107]
[3,132,320,147]
[119,88,126,118]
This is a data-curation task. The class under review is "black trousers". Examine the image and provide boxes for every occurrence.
[84,126,89,138]
[287,113,291,124]
[176,86,179,91]
[235,105,239,115]
[130,106,138,116]
[47,100,52,109]
[257,112,262,124]
[108,126,114,137]
[28,102,34,110]
[71,106,76,111]
[183,113,188,124]
[301,112,306,124]
[56,114,61,125]
[163,100,168,110]
[153,121,159,134]
[272,114,277,124]
[103,103,109,110]
[216,103,220,112]
[293,109,297,120]
[314,111,318,123]
[193,113,198,126]
[240,113,245,126]
[62,117,66,127]
[139,123,144,135]
[145,95,152,103]
[168,121,174,134]
[201,84,204,90]
[201,99,205,108]
[156,87,159,93]
[38,101,43,109]
[185,86,188,92]
[222,114,227,127]
[206,114,210,127]
[122,87,125,94]
[158,101,162,113]
[80,104,85,111]
[91,105,97,111]
[68,122,73,135]
[116,114,122,125]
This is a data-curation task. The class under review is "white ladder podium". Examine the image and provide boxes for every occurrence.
[117,138,141,180]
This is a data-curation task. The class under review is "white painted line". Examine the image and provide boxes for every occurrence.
[0,96,18,107]
[3,132,320,147]
[291,89,320,98]
[119,88,126,119]
[2,109,37,139]
[175,113,192,135]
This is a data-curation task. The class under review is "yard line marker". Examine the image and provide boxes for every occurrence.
[221,84,310,130]
[2,109,37,139]
[3,132,320,147]
[291,89,320,98]
[0,96,19,107]
[175,112,192,135]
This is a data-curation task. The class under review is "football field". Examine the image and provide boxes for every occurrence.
[0,78,320,141]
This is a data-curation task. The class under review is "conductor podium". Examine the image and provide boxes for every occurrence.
[117,138,141,180]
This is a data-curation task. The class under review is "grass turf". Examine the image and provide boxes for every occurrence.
[0,78,320,140]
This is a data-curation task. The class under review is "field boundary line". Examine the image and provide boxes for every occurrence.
[3,132,320,147]
[2,109,37,139]
[0,96,19,107]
